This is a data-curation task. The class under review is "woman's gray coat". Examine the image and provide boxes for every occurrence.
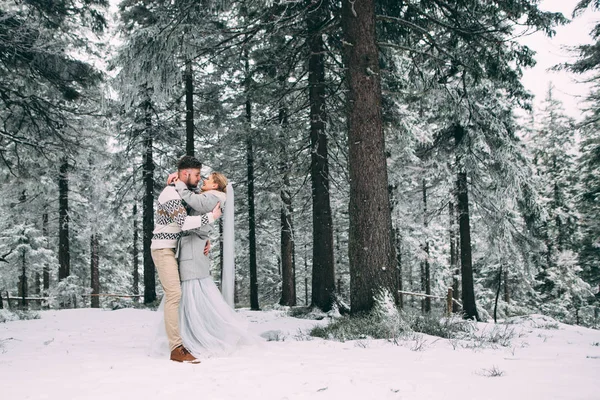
[174,181,227,281]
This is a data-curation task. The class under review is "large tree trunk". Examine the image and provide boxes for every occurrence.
[90,234,100,308]
[245,54,259,311]
[42,212,50,292]
[342,0,397,313]
[132,203,139,297]
[58,160,70,281]
[279,100,296,306]
[143,97,156,304]
[307,0,335,312]
[185,60,194,157]
[422,179,431,313]
[455,125,479,321]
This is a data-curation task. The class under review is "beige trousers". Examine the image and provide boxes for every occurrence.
[151,248,182,351]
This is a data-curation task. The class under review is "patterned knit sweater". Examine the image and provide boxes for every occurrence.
[150,185,215,249]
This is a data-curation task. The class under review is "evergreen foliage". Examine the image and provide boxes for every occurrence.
[0,0,597,329]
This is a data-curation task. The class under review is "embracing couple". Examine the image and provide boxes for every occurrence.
[150,155,255,363]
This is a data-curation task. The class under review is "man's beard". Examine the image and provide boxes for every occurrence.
[185,175,195,189]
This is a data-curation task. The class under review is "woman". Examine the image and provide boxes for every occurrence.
[169,171,259,358]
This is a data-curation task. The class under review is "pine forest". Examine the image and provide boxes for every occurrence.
[1,0,600,330]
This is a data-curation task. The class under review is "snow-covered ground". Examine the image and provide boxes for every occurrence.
[1,307,599,400]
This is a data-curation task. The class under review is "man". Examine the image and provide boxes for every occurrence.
[151,156,221,363]
[169,171,228,284]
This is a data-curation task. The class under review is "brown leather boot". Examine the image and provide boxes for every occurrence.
[170,345,201,363]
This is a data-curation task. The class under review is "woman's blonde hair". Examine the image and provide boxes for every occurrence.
[211,172,228,192]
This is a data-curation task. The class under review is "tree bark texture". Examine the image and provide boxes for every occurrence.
[58,160,70,281]
[247,132,259,310]
[307,0,335,311]
[185,60,194,157]
[455,125,479,321]
[143,98,156,304]
[19,248,27,307]
[279,102,296,306]
[394,227,403,309]
[244,55,259,310]
[503,268,510,303]
[449,201,460,313]
[132,203,139,296]
[90,234,100,308]
[42,212,50,291]
[422,179,431,313]
[34,273,40,295]
[493,265,503,323]
[342,0,397,313]
[304,244,309,306]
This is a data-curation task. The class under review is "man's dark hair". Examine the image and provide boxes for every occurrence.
[177,155,202,170]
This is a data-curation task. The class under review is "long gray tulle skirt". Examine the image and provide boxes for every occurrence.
[150,276,261,358]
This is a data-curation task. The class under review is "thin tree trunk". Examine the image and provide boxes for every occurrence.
[279,103,296,306]
[553,181,566,252]
[292,237,297,299]
[90,234,100,308]
[0,290,3,309]
[279,192,296,306]
[219,220,224,290]
[455,126,479,321]
[395,227,403,309]
[247,131,259,310]
[449,200,460,312]
[335,228,341,297]
[423,179,431,313]
[234,280,239,306]
[19,248,27,307]
[185,60,194,157]
[31,198,41,296]
[42,212,50,292]
[455,206,461,308]
[342,0,397,313]
[420,261,425,311]
[503,268,510,303]
[304,244,309,306]
[132,203,139,297]
[58,160,70,281]
[542,220,553,271]
[143,96,156,304]
[244,53,259,311]
[407,257,414,307]
[34,273,40,295]
[390,184,402,308]
[493,265,502,323]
